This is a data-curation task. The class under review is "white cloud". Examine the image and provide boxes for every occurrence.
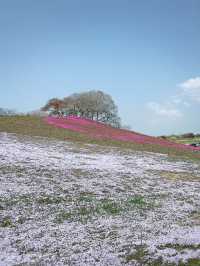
[180,77,200,89]
[146,76,200,122]
[171,96,190,108]
[147,102,183,118]
[182,101,191,107]
[179,77,200,103]
[172,97,182,104]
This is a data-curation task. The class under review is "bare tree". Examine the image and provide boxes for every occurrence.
[41,98,64,115]
[63,95,78,115]
[42,90,121,127]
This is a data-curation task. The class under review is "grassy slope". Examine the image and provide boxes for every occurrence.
[168,136,200,145]
[0,115,199,161]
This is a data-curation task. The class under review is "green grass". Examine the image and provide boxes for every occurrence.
[54,195,152,223]
[0,216,13,227]
[77,194,95,203]
[167,135,200,145]
[186,259,200,266]
[125,245,148,264]
[55,211,73,223]
[0,193,154,225]
[0,194,32,208]
[158,243,200,251]
[0,194,72,209]
[37,196,66,205]
[128,195,146,206]
[0,116,199,160]
[125,246,200,266]
[100,200,123,215]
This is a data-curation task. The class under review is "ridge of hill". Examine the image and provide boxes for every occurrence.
[0,115,199,160]
[45,115,200,152]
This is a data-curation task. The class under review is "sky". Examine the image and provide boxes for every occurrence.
[0,0,200,136]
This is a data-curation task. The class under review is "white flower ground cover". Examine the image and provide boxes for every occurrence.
[0,132,200,265]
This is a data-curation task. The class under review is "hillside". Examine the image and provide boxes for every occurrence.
[1,117,200,265]
[45,116,200,152]
[0,116,200,161]
[167,134,200,145]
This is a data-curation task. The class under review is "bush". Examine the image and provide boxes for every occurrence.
[181,133,195,138]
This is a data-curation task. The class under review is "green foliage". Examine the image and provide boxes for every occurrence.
[55,211,73,223]
[37,196,65,205]
[126,245,148,264]
[0,217,13,227]
[186,259,200,266]
[128,195,146,206]
[158,243,200,251]
[100,200,123,215]
[54,195,153,224]
[166,133,200,145]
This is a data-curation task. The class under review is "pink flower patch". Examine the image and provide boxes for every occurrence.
[44,116,200,152]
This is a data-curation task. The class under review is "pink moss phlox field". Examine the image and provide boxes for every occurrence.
[45,116,200,151]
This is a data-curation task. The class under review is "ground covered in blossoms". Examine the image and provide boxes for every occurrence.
[0,132,200,265]
[45,116,200,152]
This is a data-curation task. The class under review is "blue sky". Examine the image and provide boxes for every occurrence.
[0,0,200,135]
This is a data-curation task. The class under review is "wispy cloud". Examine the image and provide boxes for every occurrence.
[171,96,190,108]
[147,102,183,118]
[179,77,200,103]
[146,76,200,123]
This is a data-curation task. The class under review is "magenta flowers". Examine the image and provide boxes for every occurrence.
[45,116,200,152]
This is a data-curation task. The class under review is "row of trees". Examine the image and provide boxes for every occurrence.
[42,90,121,128]
[0,108,16,116]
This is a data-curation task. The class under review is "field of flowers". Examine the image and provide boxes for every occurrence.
[45,116,200,152]
[0,116,200,161]
[0,132,200,265]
